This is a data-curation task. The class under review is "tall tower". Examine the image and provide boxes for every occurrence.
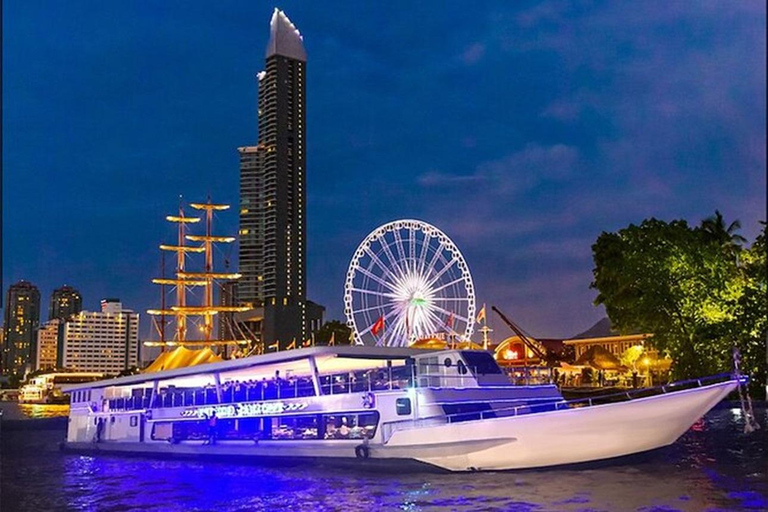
[239,9,310,348]
[49,285,83,321]
[2,280,41,376]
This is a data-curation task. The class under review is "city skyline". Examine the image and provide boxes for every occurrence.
[3,2,766,340]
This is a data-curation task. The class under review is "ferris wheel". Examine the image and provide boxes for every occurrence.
[344,219,476,347]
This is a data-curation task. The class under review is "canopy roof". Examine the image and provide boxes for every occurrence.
[574,345,624,370]
[143,346,223,373]
[62,345,432,392]
[410,338,483,351]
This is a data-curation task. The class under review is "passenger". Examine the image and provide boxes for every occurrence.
[95,417,105,443]
[339,417,350,438]
[207,412,218,445]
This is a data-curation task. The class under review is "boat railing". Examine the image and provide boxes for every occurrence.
[99,363,556,413]
[441,372,737,424]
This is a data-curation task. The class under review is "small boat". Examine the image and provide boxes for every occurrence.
[19,372,103,404]
[60,346,740,471]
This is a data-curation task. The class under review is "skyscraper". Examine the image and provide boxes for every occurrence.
[238,10,322,348]
[2,280,41,376]
[49,285,83,321]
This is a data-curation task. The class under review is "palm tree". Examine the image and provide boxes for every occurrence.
[700,210,747,258]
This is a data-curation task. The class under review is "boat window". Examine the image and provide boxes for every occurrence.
[457,360,468,375]
[444,358,453,368]
[396,398,411,416]
[272,415,318,440]
[323,412,379,439]
[461,351,503,375]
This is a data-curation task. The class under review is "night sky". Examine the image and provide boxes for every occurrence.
[3,1,766,341]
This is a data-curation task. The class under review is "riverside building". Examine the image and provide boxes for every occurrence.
[2,280,41,376]
[49,285,83,321]
[62,299,140,374]
[36,318,61,371]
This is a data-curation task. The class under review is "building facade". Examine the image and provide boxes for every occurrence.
[61,299,140,374]
[238,10,322,348]
[2,280,41,376]
[49,285,83,321]
[36,318,61,371]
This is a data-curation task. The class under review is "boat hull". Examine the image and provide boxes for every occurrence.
[386,378,738,471]
[61,379,738,472]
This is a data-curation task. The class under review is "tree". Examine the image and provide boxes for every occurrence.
[591,214,766,396]
[314,320,352,346]
[620,345,645,371]
[701,210,747,256]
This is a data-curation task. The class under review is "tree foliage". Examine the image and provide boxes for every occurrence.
[591,215,766,396]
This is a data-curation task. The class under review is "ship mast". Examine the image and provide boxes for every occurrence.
[147,197,250,352]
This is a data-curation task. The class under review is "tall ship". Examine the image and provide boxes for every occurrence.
[145,199,253,357]
[61,344,741,471]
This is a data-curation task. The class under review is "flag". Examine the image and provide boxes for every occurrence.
[268,341,279,351]
[477,305,486,324]
[371,316,385,336]
[286,338,296,350]
[329,332,336,346]
[302,338,312,347]
[446,312,454,329]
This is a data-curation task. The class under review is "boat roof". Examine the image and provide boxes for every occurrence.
[61,345,436,392]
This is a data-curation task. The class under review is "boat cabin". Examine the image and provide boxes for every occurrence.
[63,346,560,446]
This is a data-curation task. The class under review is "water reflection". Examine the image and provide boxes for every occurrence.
[1,405,765,511]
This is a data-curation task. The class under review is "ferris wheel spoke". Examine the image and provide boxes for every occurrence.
[429,276,467,295]
[426,256,460,289]
[418,232,431,275]
[350,288,398,299]
[363,245,399,283]
[422,307,448,334]
[409,227,416,265]
[354,302,397,315]
[384,307,408,346]
[357,303,400,338]
[392,229,408,273]
[355,266,399,294]
[427,303,469,324]
[432,296,471,302]
[423,244,445,284]
[419,310,441,339]
[375,306,404,343]
[380,239,407,281]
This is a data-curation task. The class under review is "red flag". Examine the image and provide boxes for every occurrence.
[372,316,385,336]
[446,312,454,329]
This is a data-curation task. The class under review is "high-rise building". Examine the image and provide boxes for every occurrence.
[36,318,61,371]
[2,280,41,376]
[49,285,83,321]
[238,10,323,348]
[61,299,140,374]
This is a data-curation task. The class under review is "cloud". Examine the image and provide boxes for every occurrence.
[417,143,579,197]
[460,42,486,65]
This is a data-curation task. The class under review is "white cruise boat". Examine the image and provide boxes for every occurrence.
[61,346,739,471]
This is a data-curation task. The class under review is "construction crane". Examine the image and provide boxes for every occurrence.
[491,306,548,361]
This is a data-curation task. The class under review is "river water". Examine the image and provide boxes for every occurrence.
[1,403,765,511]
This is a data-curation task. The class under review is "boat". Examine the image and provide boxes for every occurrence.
[19,372,103,404]
[60,345,741,471]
